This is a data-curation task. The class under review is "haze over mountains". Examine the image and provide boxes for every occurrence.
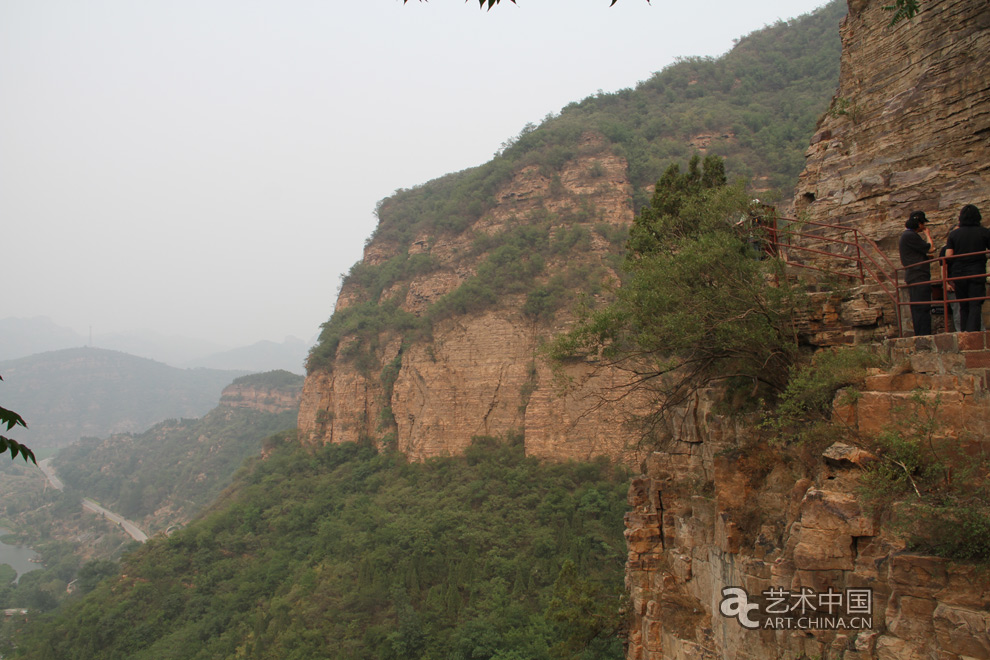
[0,316,309,374]
[0,347,246,450]
[0,3,897,657]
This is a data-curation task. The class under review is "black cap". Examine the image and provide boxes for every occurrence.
[906,211,927,230]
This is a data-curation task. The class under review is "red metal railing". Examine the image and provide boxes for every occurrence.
[893,250,990,334]
[765,217,902,333]
[760,216,990,337]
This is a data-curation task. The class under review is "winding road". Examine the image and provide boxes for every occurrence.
[37,458,64,491]
[81,498,149,543]
[38,458,149,543]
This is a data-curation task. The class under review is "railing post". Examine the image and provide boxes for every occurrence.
[894,267,904,338]
[855,229,865,283]
[939,253,949,332]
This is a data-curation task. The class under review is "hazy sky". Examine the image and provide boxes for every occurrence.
[2,0,832,349]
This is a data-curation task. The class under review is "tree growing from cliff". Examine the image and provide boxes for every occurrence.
[548,155,802,444]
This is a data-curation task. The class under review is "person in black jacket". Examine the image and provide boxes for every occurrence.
[945,205,990,332]
[899,211,935,336]
[939,232,963,332]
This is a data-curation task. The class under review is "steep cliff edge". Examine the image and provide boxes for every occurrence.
[220,369,303,414]
[794,0,990,277]
[299,142,649,463]
[625,1,990,658]
[298,6,845,463]
[295,2,990,656]
[625,332,990,660]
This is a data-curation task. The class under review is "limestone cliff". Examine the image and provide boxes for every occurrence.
[794,0,990,282]
[624,1,990,658]
[299,140,650,463]
[295,1,990,657]
[297,4,846,464]
[220,371,303,414]
[624,333,990,660]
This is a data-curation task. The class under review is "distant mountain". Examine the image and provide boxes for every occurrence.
[0,317,309,373]
[0,347,248,449]
[0,316,84,361]
[184,337,309,375]
[87,329,227,368]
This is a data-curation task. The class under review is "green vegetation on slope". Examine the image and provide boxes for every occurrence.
[229,369,305,391]
[548,155,804,442]
[308,1,844,374]
[53,403,300,530]
[0,456,137,618]
[11,436,629,660]
[371,0,843,248]
[859,390,990,562]
[309,214,617,373]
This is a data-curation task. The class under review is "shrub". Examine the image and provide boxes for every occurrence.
[860,392,990,562]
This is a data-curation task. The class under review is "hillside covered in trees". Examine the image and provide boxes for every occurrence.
[307,0,844,375]
[8,438,630,660]
[51,371,303,533]
[0,348,246,450]
[3,4,850,657]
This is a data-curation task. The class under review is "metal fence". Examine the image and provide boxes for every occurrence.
[757,216,989,337]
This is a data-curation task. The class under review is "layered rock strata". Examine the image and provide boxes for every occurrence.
[298,142,652,463]
[625,2,990,656]
[625,332,990,660]
[219,380,301,414]
[792,0,990,318]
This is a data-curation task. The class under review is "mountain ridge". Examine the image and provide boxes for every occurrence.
[0,347,246,449]
[0,316,308,374]
[299,1,846,462]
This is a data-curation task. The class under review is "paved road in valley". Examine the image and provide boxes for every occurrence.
[38,458,64,490]
[38,459,149,543]
[81,499,149,543]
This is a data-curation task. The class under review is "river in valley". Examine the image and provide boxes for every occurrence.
[0,528,40,583]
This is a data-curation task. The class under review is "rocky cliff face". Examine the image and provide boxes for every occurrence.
[220,380,301,414]
[794,0,990,286]
[296,1,990,657]
[624,1,990,658]
[625,332,990,660]
[298,139,654,463]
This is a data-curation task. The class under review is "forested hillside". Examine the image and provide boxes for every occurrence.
[52,371,303,533]
[0,348,246,450]
[307,0,844,373]
[360,0,841,246]
[9,437,629,660]
[0,372,303,623]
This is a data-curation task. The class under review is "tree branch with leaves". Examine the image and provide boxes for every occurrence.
[1,374,36,464]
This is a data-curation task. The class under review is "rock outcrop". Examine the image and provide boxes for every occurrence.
[298,141,652,464]
[793,0,990,296]
[625,332,990,660]
[295,1,990,657]
[624,1,990,658]
[220,378,302,414]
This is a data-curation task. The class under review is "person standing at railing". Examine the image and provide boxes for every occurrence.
[940,225,986,332]
[939,230,964,332]
[945,204,990,332]
[899,211,936,336]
